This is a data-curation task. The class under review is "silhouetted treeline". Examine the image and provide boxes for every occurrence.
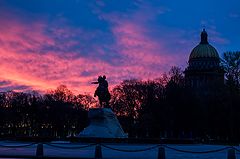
[0,85,95,138]
[0,52,239,143]
[109,52,240,142]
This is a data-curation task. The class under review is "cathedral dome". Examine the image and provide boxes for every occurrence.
[190,44,219,59]
[184,29,224,91]
[189,29,219,60]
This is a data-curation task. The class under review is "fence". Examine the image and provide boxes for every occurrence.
[0,142,239,159]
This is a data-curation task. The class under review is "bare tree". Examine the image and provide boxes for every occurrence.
[222,51,240,88]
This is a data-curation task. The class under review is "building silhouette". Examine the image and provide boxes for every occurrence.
[184,29,224,94]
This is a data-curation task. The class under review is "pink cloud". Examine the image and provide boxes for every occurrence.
[0,14,109,94]
[0,6,186,95]
[0,46,114,94]
[99,7,185,80]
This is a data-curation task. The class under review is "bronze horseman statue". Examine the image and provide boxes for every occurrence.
[92,75,111,107]
[79,75,127,138]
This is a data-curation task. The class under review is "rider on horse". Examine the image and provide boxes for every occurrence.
[92,75,111,107]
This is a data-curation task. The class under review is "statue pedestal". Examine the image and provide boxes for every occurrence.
[78,108,128,138]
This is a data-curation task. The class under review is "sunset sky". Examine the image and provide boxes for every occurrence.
[0,0,239,94]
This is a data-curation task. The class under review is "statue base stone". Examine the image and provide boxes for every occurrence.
[78,108,128,138]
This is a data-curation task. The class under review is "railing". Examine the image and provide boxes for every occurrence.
[0,142,239,159]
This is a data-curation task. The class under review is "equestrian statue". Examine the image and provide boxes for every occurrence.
[91,75,111,108]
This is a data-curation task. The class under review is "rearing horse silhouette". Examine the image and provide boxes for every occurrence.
[94,86,111,108]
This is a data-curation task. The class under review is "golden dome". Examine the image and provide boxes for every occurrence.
[190,44,219,59]
[189,29,219,60]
